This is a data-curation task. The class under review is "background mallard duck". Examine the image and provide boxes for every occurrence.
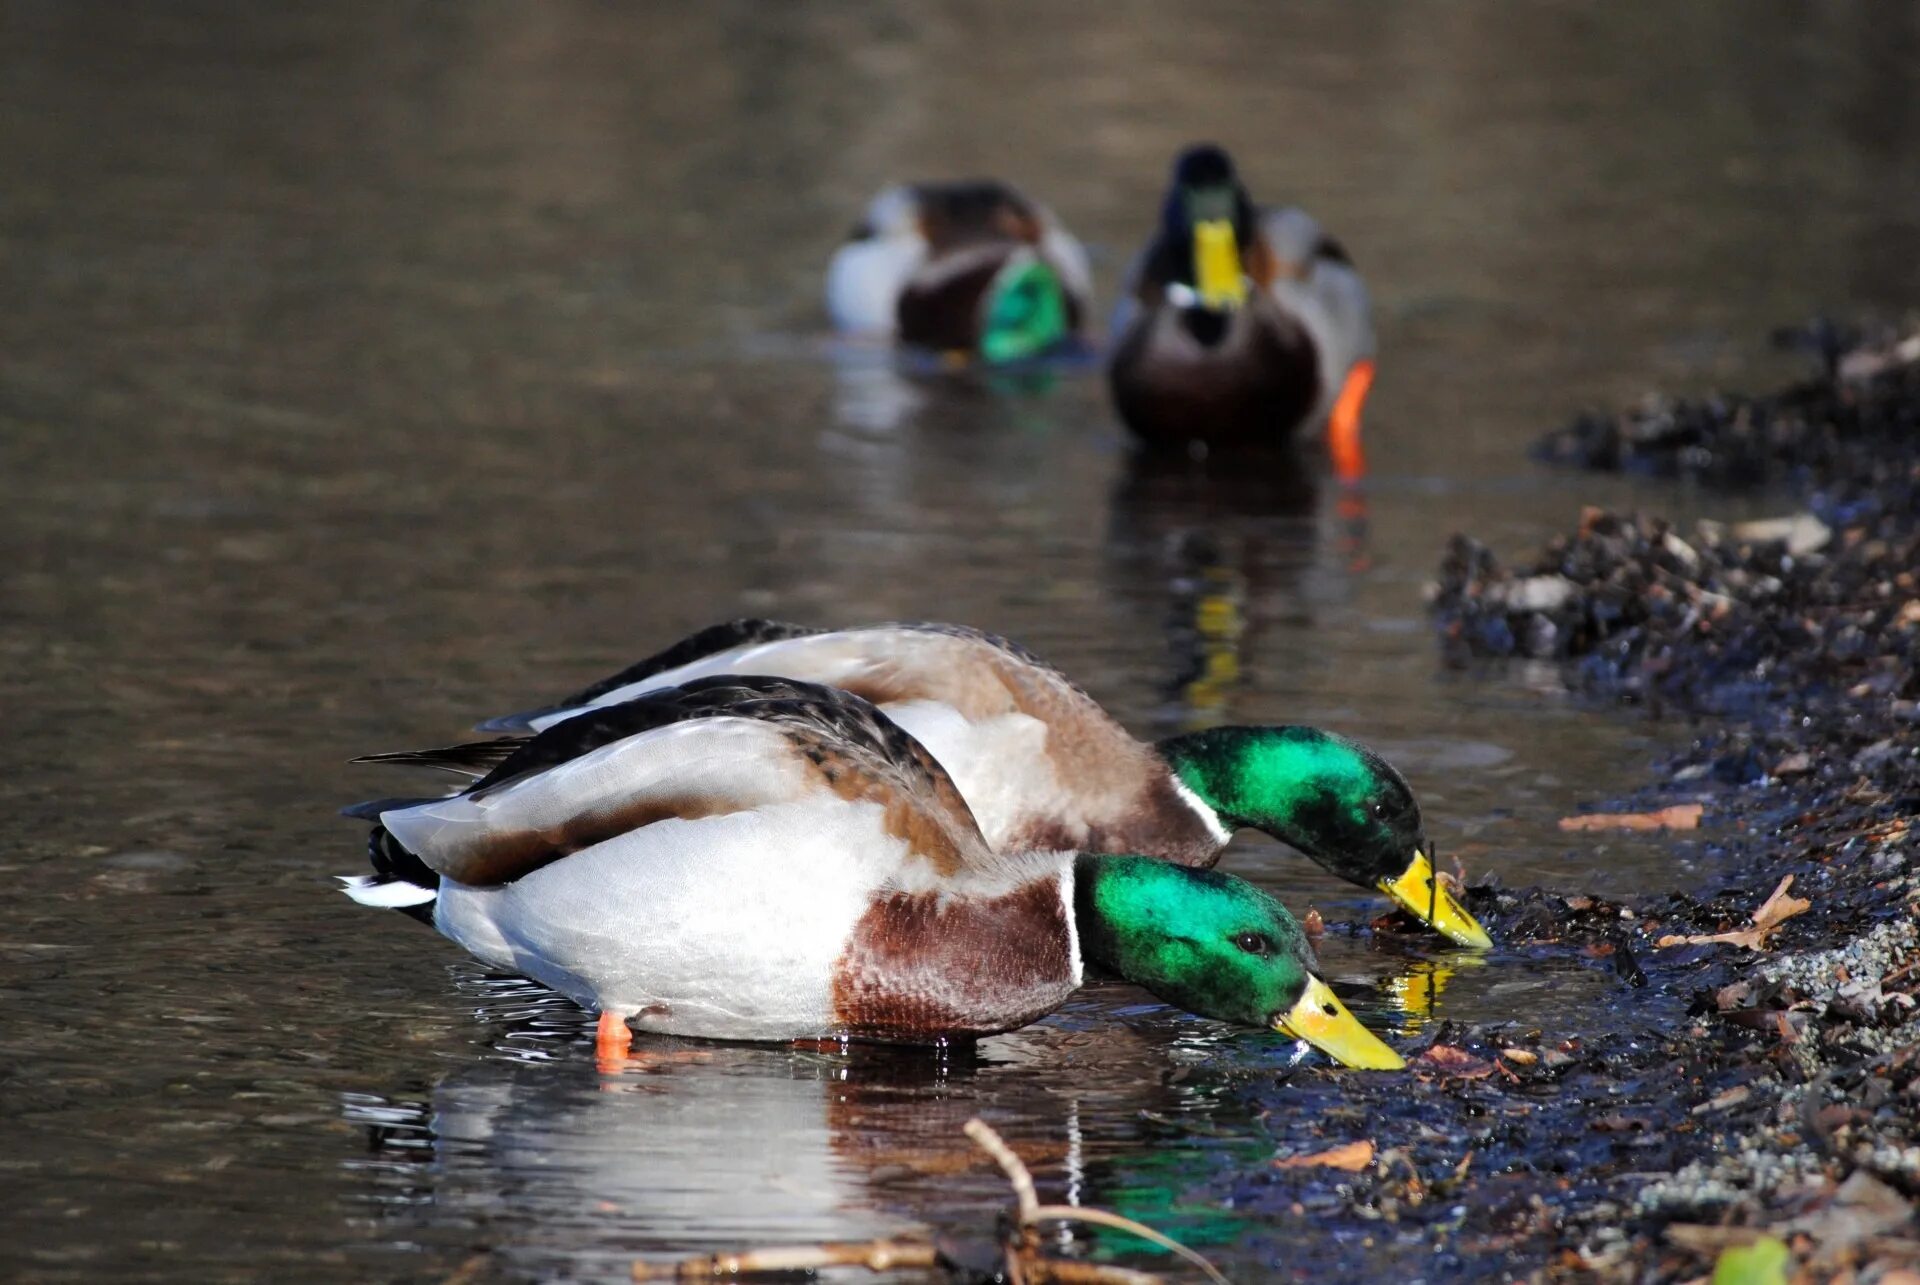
[1109,144,1375,466]
[826,180,1093,364]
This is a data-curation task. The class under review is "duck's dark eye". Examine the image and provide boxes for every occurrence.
[1232,932,1273,957]
[1369,800,1389,820]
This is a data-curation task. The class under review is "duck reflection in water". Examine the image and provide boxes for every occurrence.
[827,336,1091,439]
[1106,449,1370,729]
[340,980,1245,1280]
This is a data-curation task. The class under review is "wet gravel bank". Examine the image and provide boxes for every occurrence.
[1327,328,1920,1281]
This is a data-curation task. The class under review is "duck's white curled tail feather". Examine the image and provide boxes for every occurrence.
[337,874,438,910]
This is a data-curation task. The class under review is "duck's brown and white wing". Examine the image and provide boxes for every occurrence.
[369,675,993,890]
[476,622,1165,855]
[1261,205,1374,396]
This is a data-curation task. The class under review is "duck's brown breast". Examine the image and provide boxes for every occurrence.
[1079,770,1230,868]
[829,878,1076,1041]
[894,243,1014,352]
[1109,299,1322,449]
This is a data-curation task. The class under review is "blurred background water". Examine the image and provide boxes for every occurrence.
[3,2,1918,1280]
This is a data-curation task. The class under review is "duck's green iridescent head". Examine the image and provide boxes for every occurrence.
[1156,726,1491,949]
[978,251,1070,364]
[1073,855,1402,1069]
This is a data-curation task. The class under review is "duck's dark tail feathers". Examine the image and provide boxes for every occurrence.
[336,819,440,926]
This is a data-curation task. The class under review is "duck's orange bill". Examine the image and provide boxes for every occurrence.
[1329,357,1375,482]
[1274,975,1405,1070]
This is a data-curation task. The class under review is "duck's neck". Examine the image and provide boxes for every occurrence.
[1100,766,1234,868]
[1153,728,1317,855]
[1071,853,1133,978]
[1068,852,1233,983]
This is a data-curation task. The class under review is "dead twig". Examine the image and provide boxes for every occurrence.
[965,1119,1228,1284]
[964,1117,1039,1220]
[1559,803,1704,832]
[1026,1261,1167,1283]
[1655,874,1812,951]
[631,1241,938,1280]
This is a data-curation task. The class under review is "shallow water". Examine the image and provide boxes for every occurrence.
[5,3,1919,1281]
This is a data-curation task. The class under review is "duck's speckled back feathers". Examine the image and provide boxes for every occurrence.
[355,675,991,890]
[472,674,974,820]
[471,621,1221,865]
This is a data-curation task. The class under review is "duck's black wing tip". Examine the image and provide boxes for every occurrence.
[476,619,823,732]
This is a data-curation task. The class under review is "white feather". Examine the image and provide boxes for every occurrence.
[825,236,925,335]
[337,874,438,909]
[1040,219,1093,307]
[513,630,1112,856]
[825,188,927,335]
[1170,776,1234,846]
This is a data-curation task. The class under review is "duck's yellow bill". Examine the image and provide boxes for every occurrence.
[1274,975,1405,1070]
[1193,218,1248,309]
[1379,852,1493,949]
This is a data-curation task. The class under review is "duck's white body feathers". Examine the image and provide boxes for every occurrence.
[436,805,1061,1042]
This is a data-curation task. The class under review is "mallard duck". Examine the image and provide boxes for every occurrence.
[475,621,1491,949]
[1108,144,1375,470]
[826,181,1093,364]
[341,676,1401,1067]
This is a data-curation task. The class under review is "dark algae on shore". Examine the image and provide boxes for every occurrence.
[1421,327,1920,1281]
[1532,320,1920,490]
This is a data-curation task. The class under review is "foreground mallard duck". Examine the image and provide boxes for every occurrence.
[475,621,1491,949]
[826,180,1093,364]
[342,676,1401,1067]
[1108,144,1375,470]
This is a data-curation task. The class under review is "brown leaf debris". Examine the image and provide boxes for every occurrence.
[1558,803,1704,832]
[1274,1140,1375,1172]
[1655,875,1812,952]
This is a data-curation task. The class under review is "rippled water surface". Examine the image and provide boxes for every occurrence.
[6,3,1919,1280]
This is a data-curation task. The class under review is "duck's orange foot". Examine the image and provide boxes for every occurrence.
[1328,357,1375,483]
[594,1009,633,1069]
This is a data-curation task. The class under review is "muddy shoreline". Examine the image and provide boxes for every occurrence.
[1216,326,1920,1282]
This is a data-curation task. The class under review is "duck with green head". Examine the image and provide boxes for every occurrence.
[1155,723,1480,945]
[343,676,1402,1067]
[1109,144,1377,473]
[826,180,1092,365]
[474,621,1492,949]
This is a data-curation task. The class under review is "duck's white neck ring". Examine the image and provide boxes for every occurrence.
[1059,862,1083,987]
[1170,775,1235,846]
